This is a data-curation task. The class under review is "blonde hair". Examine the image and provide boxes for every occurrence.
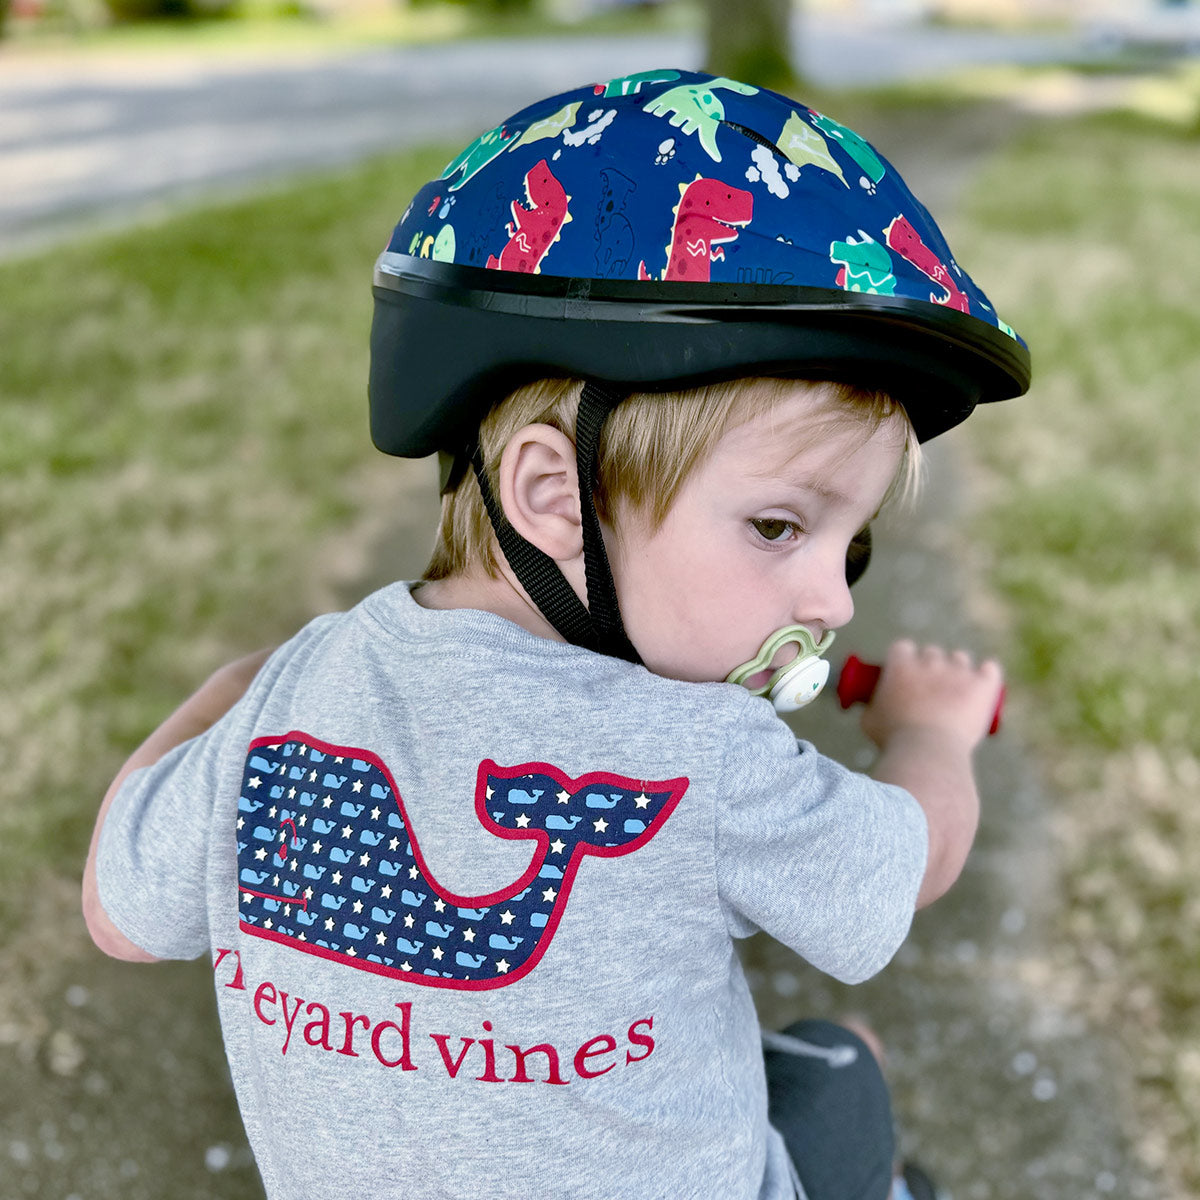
[423,376,920,581]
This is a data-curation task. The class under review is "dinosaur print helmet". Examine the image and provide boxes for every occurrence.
[368,67,1030,460]
[367,69,1031,661]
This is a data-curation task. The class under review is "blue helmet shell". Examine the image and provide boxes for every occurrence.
[370,69,1030,454]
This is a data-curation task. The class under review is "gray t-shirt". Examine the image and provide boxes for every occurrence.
[98,582,926,1199]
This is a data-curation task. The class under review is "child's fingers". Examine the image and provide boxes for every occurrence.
[865,641,1004,744]
[980,656,1004,684]
[889,641,999,680]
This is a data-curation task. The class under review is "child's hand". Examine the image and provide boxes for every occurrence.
[859,639,1003,752]
[861,640,1002,908]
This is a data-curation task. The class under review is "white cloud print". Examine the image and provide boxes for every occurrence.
[746,143,789,199]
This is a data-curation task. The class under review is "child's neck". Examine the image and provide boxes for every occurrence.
[411,570,567,644]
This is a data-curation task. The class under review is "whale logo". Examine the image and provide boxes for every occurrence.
[236,733,686,989]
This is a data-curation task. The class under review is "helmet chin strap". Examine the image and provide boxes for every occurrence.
[470,380,640,664]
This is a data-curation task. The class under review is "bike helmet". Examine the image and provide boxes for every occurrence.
[368,69,1030,660]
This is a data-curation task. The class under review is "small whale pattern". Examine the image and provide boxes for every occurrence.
[236,732,687,989]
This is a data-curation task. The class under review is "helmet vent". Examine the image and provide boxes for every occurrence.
[721,120,784,160]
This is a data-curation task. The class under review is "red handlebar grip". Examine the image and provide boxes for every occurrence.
[836,654,1004,736]
[836,655,881,710]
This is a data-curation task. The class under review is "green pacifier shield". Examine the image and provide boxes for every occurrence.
[725,625,835,713]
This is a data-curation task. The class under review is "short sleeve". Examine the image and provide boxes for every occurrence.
[94,617,341,960]
[96,718,232,961]
[714,698,927,985]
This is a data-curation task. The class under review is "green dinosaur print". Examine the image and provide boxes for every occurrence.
[431,224,456,263]
[440,122,518,191]
[644,78,759,163]
[777,112,848,187]
[808,110,885,188]
[595,69,681,98]
[510,101,582,151]
[830,232,896,295]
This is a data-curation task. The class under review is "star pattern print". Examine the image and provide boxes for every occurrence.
[236,733,687,989]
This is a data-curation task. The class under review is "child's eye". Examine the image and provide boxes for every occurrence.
[750,518,799,542]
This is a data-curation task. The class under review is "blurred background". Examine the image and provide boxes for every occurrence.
[3,1,1200,1197]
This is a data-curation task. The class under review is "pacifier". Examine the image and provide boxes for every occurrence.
[725,626,836,714]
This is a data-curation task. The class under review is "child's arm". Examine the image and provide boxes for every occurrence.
[858,639,1003,910]
[82,648,272,961]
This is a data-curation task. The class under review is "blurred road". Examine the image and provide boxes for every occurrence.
[0,14,1092,256]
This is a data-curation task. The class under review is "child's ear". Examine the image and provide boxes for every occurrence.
[497,424,584,563]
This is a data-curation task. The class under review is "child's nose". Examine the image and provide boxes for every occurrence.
[795,557,855,632]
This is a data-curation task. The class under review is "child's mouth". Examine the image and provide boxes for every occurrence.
[725,626,835,712]
[740,642,800,693]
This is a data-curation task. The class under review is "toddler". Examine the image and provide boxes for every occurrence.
[85,69,1028,1200]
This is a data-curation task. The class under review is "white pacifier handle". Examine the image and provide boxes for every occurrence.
[725,625,835,715]
[767,654,831,714]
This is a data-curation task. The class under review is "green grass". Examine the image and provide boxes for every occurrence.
[957,109,1200,1196]
[0,143,450,925]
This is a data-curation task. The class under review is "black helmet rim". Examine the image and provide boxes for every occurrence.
[369,254,1031,455]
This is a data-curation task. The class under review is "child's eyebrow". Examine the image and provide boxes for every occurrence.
[748,468,853,508]
[806,480,855,507]
[751,470,889,523]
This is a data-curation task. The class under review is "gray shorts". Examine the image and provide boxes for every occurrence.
[763,1019,895,1200]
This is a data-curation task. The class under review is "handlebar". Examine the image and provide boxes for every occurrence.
[835,654,1004,736]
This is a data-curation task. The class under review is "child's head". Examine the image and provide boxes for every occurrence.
[600,375,913,685]
[424,374,918,587]
[367,69,1030,669]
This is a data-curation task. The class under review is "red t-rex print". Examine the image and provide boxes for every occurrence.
[486,158,572,274]
[884,214,969,313]
[639,176,754,283]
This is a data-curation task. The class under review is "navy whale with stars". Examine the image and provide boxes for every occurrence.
[236,732,687,989]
